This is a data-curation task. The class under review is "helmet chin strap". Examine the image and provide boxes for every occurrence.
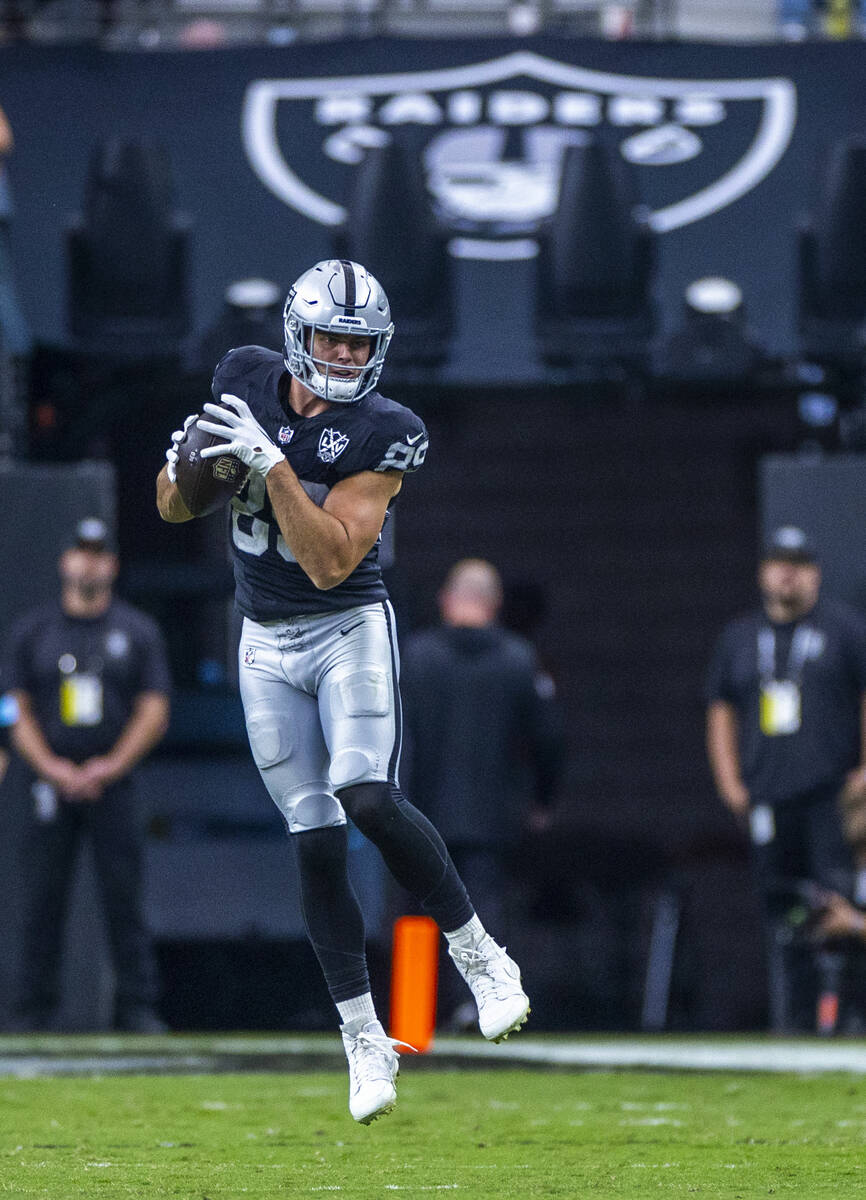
[309,367,362,403]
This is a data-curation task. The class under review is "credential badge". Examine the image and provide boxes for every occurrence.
[318,428,350,464]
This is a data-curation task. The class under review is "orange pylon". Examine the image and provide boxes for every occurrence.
[389,915,439,1053]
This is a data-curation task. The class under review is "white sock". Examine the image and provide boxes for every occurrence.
[337,992,378,1026]
[444,913,487,951]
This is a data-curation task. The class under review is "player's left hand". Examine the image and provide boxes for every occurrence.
[165,413,197,484]
[199,394,285,477]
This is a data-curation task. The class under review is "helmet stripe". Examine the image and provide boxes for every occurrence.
[339,259,357,315]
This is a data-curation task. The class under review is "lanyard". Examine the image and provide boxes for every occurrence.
[757,625,817,687]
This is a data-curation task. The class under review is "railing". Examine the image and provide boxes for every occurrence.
[0,0,862,49]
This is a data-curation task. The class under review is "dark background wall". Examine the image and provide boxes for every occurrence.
[3,36,866,1032]
[0,376,820,1033]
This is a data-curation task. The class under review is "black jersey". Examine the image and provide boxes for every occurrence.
[213,346,428,620]
[706,599,866,804]
[5,599,171,762]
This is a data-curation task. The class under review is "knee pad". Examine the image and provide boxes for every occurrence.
[246,702,292,769]
[329,746,383,791]
[278,785,346,834]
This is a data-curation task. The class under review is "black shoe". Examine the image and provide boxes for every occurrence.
[114,1007,168,1034]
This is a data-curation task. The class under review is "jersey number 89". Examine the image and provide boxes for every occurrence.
[376,438,428,473]
[231,473,297,562]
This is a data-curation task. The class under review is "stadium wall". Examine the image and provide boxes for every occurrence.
[1,38,865,371]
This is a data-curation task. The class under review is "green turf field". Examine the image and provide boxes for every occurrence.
[2,1066,866,1197]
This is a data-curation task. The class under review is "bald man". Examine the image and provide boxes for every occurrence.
[401,559,564,1029]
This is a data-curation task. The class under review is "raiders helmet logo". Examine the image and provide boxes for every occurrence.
[242,51,796,259]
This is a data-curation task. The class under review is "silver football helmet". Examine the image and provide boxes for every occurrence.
[283,260,394,403]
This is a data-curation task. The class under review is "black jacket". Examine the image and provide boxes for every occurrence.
[400,623,564,846]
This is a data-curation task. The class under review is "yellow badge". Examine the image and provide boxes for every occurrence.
[59,673,103,727]
[759,681,801,736]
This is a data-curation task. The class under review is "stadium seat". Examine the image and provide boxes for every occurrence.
[534,136,657,378]
[654,276,765,389]
[797,137,866,381]
[335,136,453,370]
[66,137,191,359]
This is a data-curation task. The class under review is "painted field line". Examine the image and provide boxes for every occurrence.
[1,1036,866,1076]
[429,1036,866,1073]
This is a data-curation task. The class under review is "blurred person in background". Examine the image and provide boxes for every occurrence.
[814,890,866,940]
[400,558,565,1030]
[706,525,866,1033]
[0,102,29,357]
[4,519,171,1033]
[0,688,17,786]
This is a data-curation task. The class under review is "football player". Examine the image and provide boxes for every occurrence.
[156,260,529,1124]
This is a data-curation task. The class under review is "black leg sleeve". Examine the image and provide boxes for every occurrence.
[292,824,370,1004]
[337,782,475,933]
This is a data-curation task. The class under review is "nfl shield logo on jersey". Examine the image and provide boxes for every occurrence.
[244,646,256,665]
[278,425,294,445]
[318,428,350,464]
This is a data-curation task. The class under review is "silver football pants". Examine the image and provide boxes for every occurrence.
[237,602,402,833]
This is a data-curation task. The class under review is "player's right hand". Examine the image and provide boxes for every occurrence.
[165,414,198,484]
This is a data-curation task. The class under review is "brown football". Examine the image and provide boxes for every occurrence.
[174,417,250,517]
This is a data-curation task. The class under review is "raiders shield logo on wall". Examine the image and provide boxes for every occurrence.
[242,51,796,260]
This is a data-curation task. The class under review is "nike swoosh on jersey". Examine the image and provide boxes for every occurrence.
[406,432,425,444]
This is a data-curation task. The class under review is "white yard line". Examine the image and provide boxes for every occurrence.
[430,1037,866,1073]
[1,1036,866,1077]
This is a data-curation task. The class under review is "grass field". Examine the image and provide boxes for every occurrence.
[2,1049,866,1198]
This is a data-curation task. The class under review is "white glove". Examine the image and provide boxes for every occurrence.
[165,413,197,484]
[199,394,284,477]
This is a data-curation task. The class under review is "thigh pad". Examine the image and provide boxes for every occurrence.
[329,666,391,719]
[245,700,293,769]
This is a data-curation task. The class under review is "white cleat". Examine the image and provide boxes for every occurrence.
[448,936,530,1042]
[340,1018,400,1124]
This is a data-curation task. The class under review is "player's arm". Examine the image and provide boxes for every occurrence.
[266,461,402,590]
[156,464,194,523]
[197,393,404,589]
[156,414,197,523]
[706,699,749,815]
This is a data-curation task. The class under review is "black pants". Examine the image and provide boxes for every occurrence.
[750,786,853,901]
[750,785,854,1032]
[15,776,158,1023]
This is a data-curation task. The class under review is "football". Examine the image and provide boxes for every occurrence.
[174,417,249,517]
